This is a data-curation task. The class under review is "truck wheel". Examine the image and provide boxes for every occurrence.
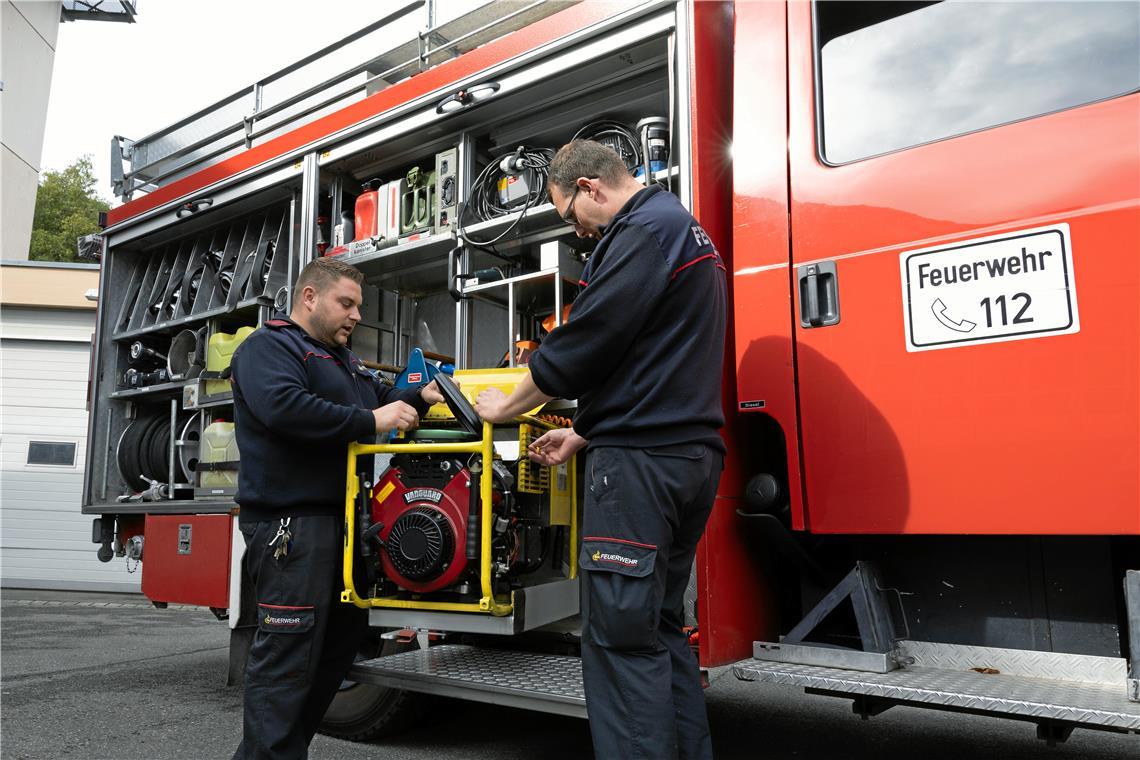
[318,633,426,741]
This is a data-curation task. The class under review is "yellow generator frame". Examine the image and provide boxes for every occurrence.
[340,415,577,618]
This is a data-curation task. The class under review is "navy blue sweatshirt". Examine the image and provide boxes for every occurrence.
[528,186,727,452]
[230,315,430,523]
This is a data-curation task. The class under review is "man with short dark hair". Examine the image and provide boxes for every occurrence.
[475,140,727,759]
[231,256,444,759]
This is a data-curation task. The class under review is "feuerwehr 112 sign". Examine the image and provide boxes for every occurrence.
[900,223,1079,352]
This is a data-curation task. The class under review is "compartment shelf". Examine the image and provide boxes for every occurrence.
[339,231,458,293]
[112,296,269,342]
[81,499,236,516]
[461,202,563,245]
[188,391,235,410]
[111,202,290,341]
[336,169,679,294]
[110,379,192,400]
[462,267,578,315]
[183,381,235,410]
[459,166,680,251]
[342,229,562,294]
[111,377,237,406]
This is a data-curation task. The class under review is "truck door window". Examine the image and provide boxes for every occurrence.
[814,0,1140,164]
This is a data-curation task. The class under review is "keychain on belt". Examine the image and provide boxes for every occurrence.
[268,517,293,560]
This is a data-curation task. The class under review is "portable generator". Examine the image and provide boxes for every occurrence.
[342,369,580,634]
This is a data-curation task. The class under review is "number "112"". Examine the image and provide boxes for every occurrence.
[980,293,1033,327]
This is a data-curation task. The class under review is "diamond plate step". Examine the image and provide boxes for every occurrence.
[350,644,587,718]
[734,660,1140,731]
[900,641,1127,685]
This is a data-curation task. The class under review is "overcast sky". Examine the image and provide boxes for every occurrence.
[42,1,469,206]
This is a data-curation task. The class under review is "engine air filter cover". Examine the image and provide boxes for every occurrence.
[387,507,455,582]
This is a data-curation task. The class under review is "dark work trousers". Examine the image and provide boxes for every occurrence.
[234,514,368,760]
[579,443,723,760]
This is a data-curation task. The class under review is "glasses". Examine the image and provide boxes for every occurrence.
[560,185,582,226]
[559,178,596,226]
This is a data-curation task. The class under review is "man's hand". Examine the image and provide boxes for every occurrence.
[419,379,447,406]
[472,372,555,425]
[527,428,588,466]
[475,387,512,424]
[373,401,419,432]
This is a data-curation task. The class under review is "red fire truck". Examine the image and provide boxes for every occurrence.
[83,0,1139,744]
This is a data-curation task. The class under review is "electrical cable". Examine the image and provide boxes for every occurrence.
[457,145,555,251]
[572,120,642,174]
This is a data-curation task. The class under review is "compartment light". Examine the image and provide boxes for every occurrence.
[435,81,501,114]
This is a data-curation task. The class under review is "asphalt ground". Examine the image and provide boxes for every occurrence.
[1,589,1135,760]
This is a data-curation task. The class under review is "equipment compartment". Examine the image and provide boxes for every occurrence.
[87,181,301,513]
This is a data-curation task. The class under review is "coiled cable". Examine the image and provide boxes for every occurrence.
[458,145,555,251]
[572,120,641,174]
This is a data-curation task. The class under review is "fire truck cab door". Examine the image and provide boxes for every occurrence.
[786,1,1140,535]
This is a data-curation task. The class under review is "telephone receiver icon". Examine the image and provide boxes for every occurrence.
[931,298,976,333]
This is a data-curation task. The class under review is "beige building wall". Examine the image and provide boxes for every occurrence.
[1,1,62,261]
[0,257,98,308]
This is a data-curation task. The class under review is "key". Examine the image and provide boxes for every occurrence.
[273,526,292,560]
[269,518,292,559]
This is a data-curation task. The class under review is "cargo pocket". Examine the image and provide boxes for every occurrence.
[249,603,316,684]
[580,538,659,651]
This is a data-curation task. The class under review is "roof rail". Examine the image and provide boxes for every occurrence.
[110,0,575,202]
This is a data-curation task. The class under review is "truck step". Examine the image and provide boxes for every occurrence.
[350,644,587,718]
[734,659,1140,732]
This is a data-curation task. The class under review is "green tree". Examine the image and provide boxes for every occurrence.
[29,155,110,263]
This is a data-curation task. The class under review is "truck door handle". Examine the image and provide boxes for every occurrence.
[798,261,840,328]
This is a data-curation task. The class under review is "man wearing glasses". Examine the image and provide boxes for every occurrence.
[475,139,727,760]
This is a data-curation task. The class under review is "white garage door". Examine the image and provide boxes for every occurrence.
[1,314,141,592]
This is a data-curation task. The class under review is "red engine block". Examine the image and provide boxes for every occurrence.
[370,468,471,593]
